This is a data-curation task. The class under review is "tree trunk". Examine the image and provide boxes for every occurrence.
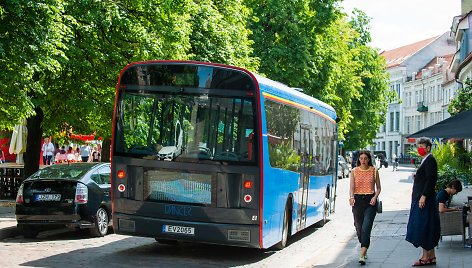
[101,138,111,163]
[24,107,44,178]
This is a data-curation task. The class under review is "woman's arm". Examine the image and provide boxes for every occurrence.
[349,168,355,206]
[374,168,381,198]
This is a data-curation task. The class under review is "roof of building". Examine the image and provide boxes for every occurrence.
[381,36,440,68]
[414,54,454,79]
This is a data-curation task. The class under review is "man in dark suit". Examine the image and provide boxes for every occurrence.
[406,137,440,266]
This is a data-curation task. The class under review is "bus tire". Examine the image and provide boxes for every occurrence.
[315,189,330,227]
[273,204,290,250]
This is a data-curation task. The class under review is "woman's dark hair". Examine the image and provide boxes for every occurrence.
[447,179,463,192]
[356,150,373,167]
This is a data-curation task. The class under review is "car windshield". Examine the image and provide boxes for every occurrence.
[29,164,95,180]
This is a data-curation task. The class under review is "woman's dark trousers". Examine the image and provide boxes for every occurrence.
[352,194,377,248]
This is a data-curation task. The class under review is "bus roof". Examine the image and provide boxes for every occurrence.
[252,73,337,122]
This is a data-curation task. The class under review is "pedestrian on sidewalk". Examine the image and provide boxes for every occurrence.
[41,137,55,165]
[349,150,382,265]
[406,137,440,266]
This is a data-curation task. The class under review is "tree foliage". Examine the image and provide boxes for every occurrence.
[246,2,391,149]
[0,0,391,174]
[448,78,472,116]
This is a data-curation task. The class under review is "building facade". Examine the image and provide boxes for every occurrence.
[376,33,456,159]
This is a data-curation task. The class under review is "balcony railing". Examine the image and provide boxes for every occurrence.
[417,101,428,112]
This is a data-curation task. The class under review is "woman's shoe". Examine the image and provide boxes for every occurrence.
[358,255,366,265]
[412,259,430,266]
[429,257,436,265]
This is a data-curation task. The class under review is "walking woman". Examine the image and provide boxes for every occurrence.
[349,150,381,265]
[406,137,440,266]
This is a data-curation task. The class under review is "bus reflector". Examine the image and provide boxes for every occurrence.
[243,180,252,189]
[117,170,126,179]
[244,194,252,203]
[118,184,126,192]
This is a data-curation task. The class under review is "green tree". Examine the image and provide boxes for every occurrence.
[246,2,391,147]
[0,0,257,177]
[343,9,393,150]
[448,78,472,116]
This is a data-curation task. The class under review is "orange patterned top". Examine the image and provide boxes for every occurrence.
[353,166,376,194]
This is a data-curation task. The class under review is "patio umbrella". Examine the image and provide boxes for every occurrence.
[408,108,472,139]
[9,118,27,164]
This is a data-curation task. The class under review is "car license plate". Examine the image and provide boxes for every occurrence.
[162,224,195,235]
[35,194,61,201]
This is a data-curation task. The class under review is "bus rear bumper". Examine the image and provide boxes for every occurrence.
[113,213,261,248]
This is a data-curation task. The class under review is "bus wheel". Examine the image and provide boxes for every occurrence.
[315,197,330,227]
[273,205,290,250]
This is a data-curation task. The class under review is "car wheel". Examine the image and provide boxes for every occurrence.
[19,225,39,238]
[90,207,109,237]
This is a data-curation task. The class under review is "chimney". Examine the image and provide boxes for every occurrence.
[434,64,440,73]
[412,72,417,81]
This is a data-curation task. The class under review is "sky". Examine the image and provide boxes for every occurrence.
[341,0,462,52]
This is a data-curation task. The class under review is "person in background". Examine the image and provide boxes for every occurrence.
[59,146,66,154]
[437,179,470,226]
[349,150,381,265]
[0,149,5,163]
[437,180,462,213]
[92,147,101,162]
[406,137,440,266]
[42,137,55,165]
[80,144,91,162]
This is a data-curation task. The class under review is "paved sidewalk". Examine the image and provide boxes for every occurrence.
[310,165,472,268]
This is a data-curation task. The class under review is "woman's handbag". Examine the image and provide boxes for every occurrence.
[376,198,383,213]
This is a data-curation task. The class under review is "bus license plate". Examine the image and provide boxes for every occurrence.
[162,225,195,235]
[36,194,61,201]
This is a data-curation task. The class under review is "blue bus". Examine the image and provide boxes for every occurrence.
[111,61,338,249]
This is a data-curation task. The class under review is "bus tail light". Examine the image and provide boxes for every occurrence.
[244,180,253,189]
[117,170,126,179]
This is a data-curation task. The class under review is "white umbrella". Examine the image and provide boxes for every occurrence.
[9,118,27,164]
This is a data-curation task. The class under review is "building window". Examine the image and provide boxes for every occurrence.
[389,112,394,131]
[394,141,398,155]
[406,116,411,133]
[416,116,421,131]
[382,142,385,150]
[389,141,393,159]
[395,111,400,131]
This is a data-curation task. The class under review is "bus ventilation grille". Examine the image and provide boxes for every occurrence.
[227,230,250,242]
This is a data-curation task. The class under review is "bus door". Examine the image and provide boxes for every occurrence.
[296,125,311,230]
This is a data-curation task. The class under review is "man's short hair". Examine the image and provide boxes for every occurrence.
[417,137,432,148]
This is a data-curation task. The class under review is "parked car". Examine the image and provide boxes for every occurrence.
[15,162,111,238]
[338,155,349,179]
